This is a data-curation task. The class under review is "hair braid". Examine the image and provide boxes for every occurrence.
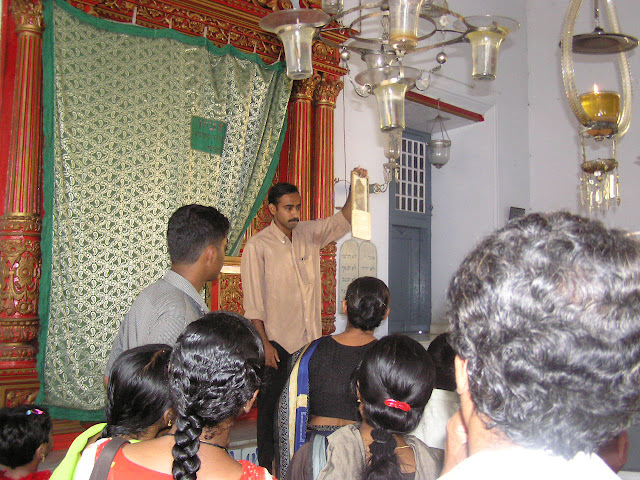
[363,427,401,480]
[171,413,204,480]
[168,313,265,480]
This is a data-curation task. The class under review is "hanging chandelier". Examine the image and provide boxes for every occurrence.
[560,0,637,212]
[260,1,519,132]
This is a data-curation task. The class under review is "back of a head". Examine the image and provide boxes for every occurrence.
[357,334,435,480]
[426,333,456,392]
[268,183,299,206]
[167,204,230,264]
[447,211,640,458]
[345,277,390,331]
[170,312,265,480]
[0,405,52,469]
[104,344,172,439]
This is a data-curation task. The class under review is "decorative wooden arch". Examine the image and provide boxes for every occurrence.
[0,0,346,441]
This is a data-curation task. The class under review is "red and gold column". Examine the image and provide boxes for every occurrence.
[285,75,320,221]
[313,75,343,335]
[0,0,44,406]
[312,75,343,219]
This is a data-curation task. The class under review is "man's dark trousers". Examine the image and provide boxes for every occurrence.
[257,341,291,472]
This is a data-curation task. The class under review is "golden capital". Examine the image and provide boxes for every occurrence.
[9,0,44,32]
[312,42,341,70]
[291,74,321,101]
[314,77,343,107]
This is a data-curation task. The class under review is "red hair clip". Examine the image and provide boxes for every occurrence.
[384,398,411,412]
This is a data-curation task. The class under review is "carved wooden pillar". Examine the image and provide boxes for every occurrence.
[313,75,343,335]
[313,75,343,219]
[286,75,320,221]
[0,0,44,406]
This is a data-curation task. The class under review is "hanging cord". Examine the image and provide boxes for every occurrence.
[427,99,451,141]
[334,83,351,193]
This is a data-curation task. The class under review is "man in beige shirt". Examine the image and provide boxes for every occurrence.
[241,167,366,471]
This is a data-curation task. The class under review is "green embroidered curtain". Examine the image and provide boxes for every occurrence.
[37,0,291,417]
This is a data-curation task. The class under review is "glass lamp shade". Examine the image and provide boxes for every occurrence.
[260,9,330,80]
[388,0,427,52]
[427,139,451,168]
[322,0,343,15]
[465,16,519,80]
[277,26,317,79]
[355,66,421,130]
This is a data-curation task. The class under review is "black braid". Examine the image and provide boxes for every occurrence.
[363,427,401,480]
[172,414,203,480]
[168,312,265,480]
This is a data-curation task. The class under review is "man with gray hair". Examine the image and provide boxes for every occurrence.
[441,212,640,480]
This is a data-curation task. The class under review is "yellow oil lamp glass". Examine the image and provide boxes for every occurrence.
[388,0,426,52]
[465,16,519,80]
[579,84,620,137]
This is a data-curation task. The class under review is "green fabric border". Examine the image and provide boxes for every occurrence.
[53,0,285,71]
[35,0,57,412]
[230,116,287,256]
[37,0,287,419]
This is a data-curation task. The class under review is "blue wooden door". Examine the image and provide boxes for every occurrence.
[388,129,432,333]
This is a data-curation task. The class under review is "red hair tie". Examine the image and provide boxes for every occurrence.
[384,398,411,412]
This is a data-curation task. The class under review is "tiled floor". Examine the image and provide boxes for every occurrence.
[40,417,257,471]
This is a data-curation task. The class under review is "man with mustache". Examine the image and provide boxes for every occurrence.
[241,167,367,472]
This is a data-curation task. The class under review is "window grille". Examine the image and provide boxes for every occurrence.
[395,137,427,213]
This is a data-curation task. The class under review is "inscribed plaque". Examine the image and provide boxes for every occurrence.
[339,239,359,301]
[191,116,227,154]
[339,240,378,301]
[359,241,377,277]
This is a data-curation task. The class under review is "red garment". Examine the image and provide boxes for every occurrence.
[95,441,270,480]
[0,471,51,480]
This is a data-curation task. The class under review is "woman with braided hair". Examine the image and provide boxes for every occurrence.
[286,334,443,480]
[89,312,269,480]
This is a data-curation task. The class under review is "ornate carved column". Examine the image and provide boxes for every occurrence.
[286,75,320,221]
[313,75,343,335]
[312,75,343,219]
[0,0,44,406]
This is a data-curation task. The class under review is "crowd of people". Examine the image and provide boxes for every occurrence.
[2,187,640,480]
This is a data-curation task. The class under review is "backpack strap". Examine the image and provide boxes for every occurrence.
[88,437,129,480]
[293,337,324,453]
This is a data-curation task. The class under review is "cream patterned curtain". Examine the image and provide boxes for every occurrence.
[37,0,291,417]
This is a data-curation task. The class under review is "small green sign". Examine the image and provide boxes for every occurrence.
[191,116,227,154]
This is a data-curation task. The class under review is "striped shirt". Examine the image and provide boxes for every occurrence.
[105,269,209,374]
